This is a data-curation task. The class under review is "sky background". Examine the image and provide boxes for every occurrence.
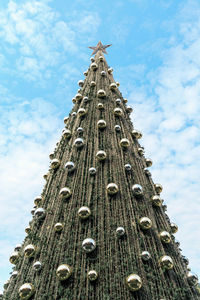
[0,0,200,290]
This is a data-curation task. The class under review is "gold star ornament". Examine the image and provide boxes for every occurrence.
[89,41,112,55]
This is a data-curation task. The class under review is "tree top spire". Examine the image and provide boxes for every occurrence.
[88,41,112,56]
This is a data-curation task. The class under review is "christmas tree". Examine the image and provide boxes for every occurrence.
[3,42,199,300]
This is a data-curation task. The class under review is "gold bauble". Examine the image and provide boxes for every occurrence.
[159,231,171,244]
[78,206,91,219]
[110,83,117,90]
[120,138,130,148]
[97,89,106,98]
[72,98,76,103]
[132,184,143,197]
[63,116,69,124]
[34,196,42,207]
[99,56,104,62]
[91,62,98,70]
[88,270,98,281]
[101,71,106,76]
[108,67,113,74]
[59,187,71,199]
[49,152,54,160]
[97,120,106,129]
[114,108,123,116]
[151,195,162,207]
[126,106,133,113]
[54,223,64,232]
[25,226,31,234]
[83,70,88,76]
[96,150,106,161]
[75,93,83,101]
[19,283,35,300]
[132,129,142,139]
[50,159,60,169]
[74,138,84,148]
[90,81,96,87]
[154,183,163,194]
[160,256,173,270]
[78,108,86,117]
[78,80,84,87]
[82,238,96,253]
[170,223,178,234]
[62,129,71,139]
[56,264,72,281]
[24,245,35,258]
[145,158,153,167]
[124,98,128,103]
[116,82,120,87]
[90,57,95,62]
[139,217,152,230]
[97,103,104,109]
[106,183,119,195]
[138,147,144,155]
[126,274,142,291]
[9,252,19,265]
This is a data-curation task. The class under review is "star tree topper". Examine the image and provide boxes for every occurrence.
[89,41,112,56]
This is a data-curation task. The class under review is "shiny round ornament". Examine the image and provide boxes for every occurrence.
[63,116,69,124]
[151,195,162,207]
[65,161,75,172]
[108,67,113,74]
[182,256,189,265]
[115,125,121,132]
[82,238,96,253]
[14,244,22,252]
[89,167,96,175]
[101,71,106,76]
[19,283,35,299]
[72,112,77,117]
[96,150,106,161]
[78,80,84,87]
[62,129,71,139]
[56,264,72,281]
[115,98,121,104]
[160,255,174,270]
[75,93,83,101]
[141,251,151,261]
[145,158,153,167]
[114,107,123,117]
[78,206,91,219]
[54,223,64,232]
[91,62,98,71]
[83,96,89,102]
[25,226,31,234]
[116,227,125,237]
[110,83,117,90]
[77,127,84,133]
[138,147,144,155]
[120,138,130,148]
[124,164,132,171]
[90,57,95,62]
[187,272,198,286]
[49,152,54,160]
[50,159,60,169]
[90,81,96,87]
[87,270,98,281]
[126,274,142,291]
[139,217,152,230]
[97,119,106,129]
[132,129,142,139]
[97,89,106,98]
[43,173,49,180]
[11,271,18,278]
[34,208,46,220]
[116,82,120,87]
[74,138,84,148]
[155,183,163,194]
[59,187,71,199]
[144,168,151,176]
[126,106,133,113]
[31,207,36,215]
[107,183,119,195]
[9,252,19,264]
[34,196,42,207]
[72,98,76,103]
[159,231,171,244]
[78,108,86,117]
[97,103,104,109]
[132,184,143,197]
[99,56,104,62]
[33,261,42,271]
[124,98,128,103]
[83,70,88,76]
[170,223,178,234]
[24,245,35,258]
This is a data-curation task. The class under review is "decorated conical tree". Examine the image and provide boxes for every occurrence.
[3,42,199,300]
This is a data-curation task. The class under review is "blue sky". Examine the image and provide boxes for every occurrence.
[0,0,200,290]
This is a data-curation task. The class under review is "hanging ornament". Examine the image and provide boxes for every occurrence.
[24,245,35,258]
[99,56,104,62]
[82,238,96,253]
[159,231,171,244]
[54,223,64,232]
[114,108,123,117]
[78,206,91,219]
[132,130,142,139]
[116,227,125,237]
[96,150,107,161]
[43,173,49,180]
[78,108,86,117]
[97,89,106,98]
[33,261,42,271]
[56,264,73,281]
[160,255,174,270]
[87,270,98,281]
[49,152,54,160]
[72,98,76,103]
[62,129,71,139]
[115,98,121,105]
[31,207,36,215]
[126,274,142,291]
[151,195,162,207]
[72,112,77,117]
[145,158,153,167]
[9,252,19,265]
[97,103,104,110]
[78,80,84,87]
[120,138,130,148]
[97,119,107,129]
[124,164,132,171]
[110,83,117,90]
[124,98,128,103]
[77,127,84,133]
[126,106,133,113]
[65,161,75,173]
[141,251,151,261]
[63,116,69,124]
[83,96,89,103]
[144,168,151,176]
[170,223,178,234]
[138,147,144,155]
[25,226,31,234]
[108,67,113,74]
[106,183,119,195]
[139,217,152,230]
[11,271,18,278]
[132,184,143,197]
[19,283,35,300]
[59,187,71,199]
[74,138,84,148]
[50,159,60,169]
[34,196,42,207]
[91,62,98,70]
[34,208,46,220]
[182,256,189,265]
[115,125,121,132]
[89,167,96,175]
[116,82,120,87]
[101,71,106,76]
[83,70,88,76]
[75,93,83,102]
[90,57,95,62]
[154,183,163,194]
[90,81,96,87]
[187,272,198,286]
[14,244,22,251]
